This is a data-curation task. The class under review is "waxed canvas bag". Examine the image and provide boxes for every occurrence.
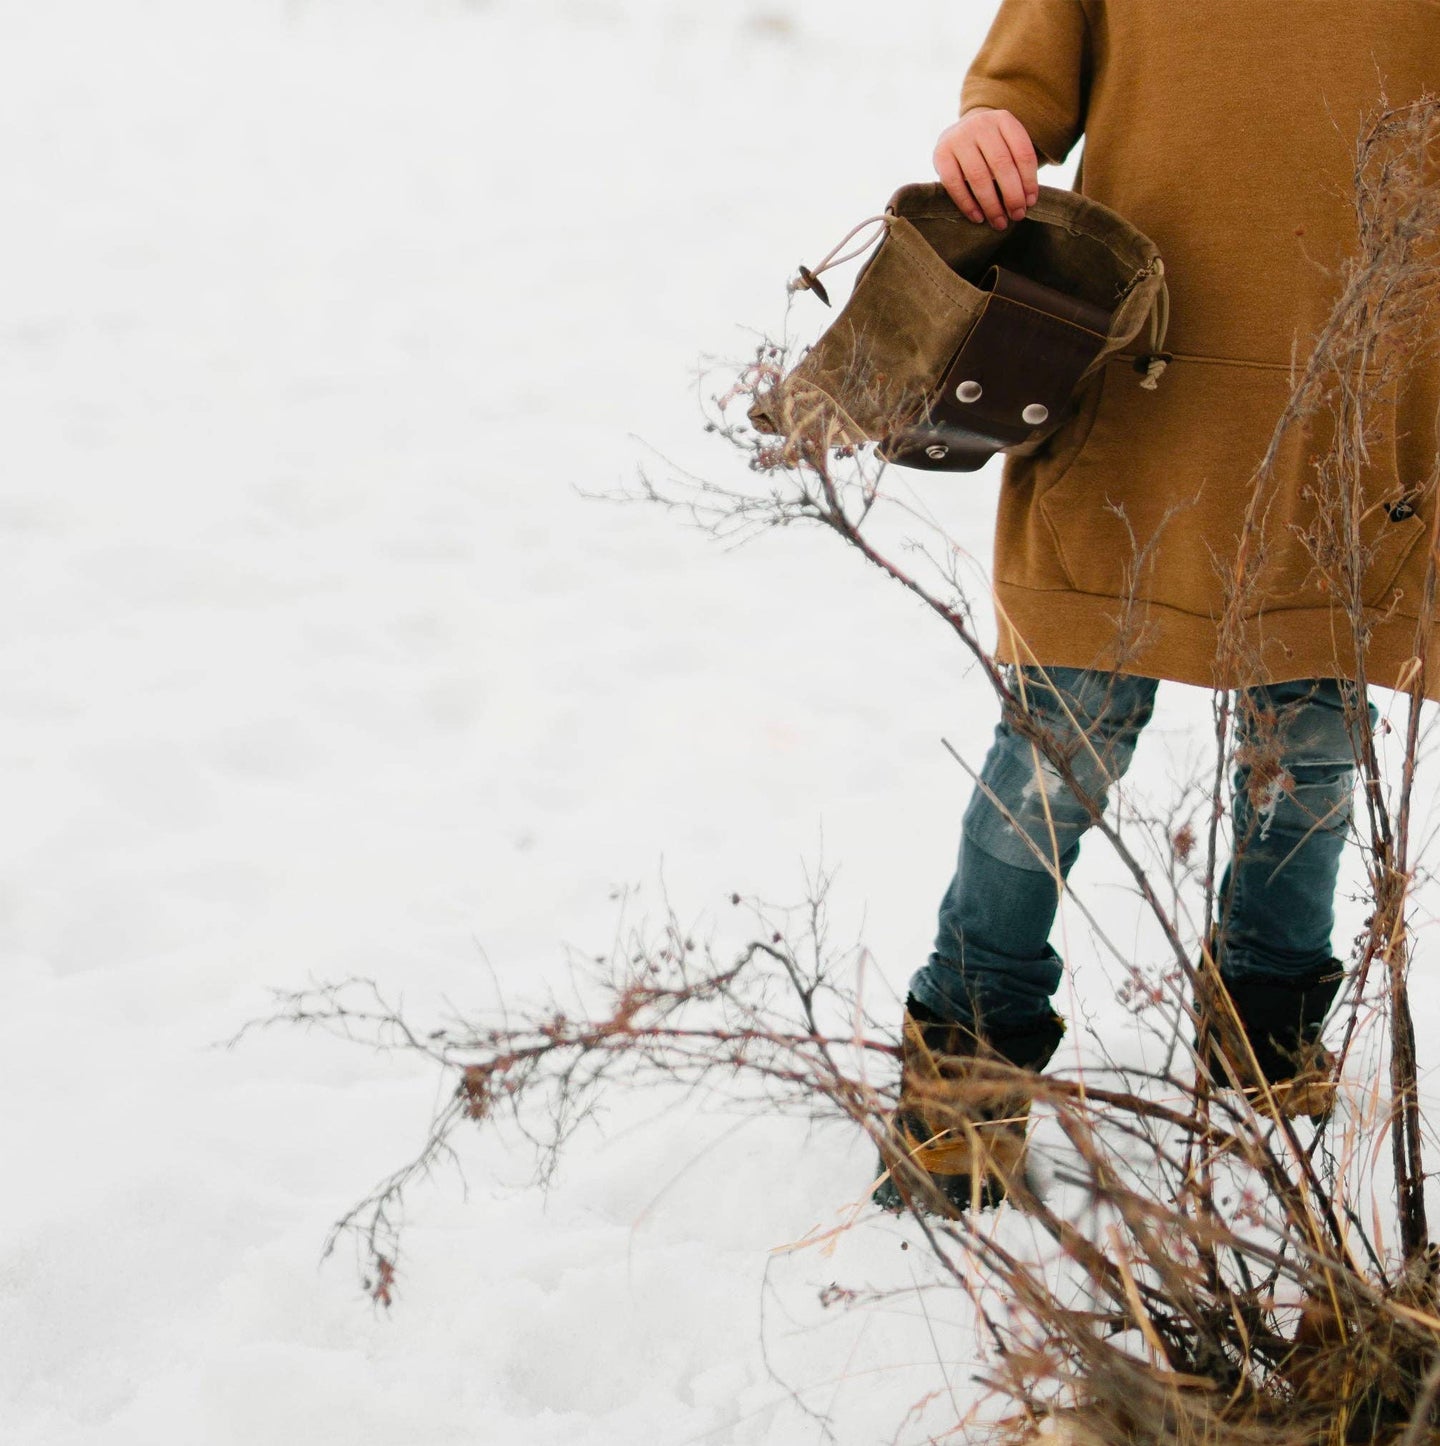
[748,182,1169,472]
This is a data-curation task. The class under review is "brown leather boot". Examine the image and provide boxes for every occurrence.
[874,997,1065,1214]
[1200,965,1342,1121]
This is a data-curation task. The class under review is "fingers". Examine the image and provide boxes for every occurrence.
[934,145,983,224]
[959,137,1017,229]
[932,109,1040,231]
[994,110,1040,207]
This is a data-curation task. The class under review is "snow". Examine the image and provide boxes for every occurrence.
[2,2,1436,1442]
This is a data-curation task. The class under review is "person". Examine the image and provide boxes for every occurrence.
[877,0,1440,1214]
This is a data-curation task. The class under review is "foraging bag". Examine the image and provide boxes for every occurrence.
[748,183,1168,472]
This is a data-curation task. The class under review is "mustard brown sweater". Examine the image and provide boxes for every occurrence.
[962,0,1440,693]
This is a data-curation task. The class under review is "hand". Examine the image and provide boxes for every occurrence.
[933,108,1039,230]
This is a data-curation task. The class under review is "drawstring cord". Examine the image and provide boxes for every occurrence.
[1138,263,1170,390]
[789,215,889,306]
[793,216,1173,395]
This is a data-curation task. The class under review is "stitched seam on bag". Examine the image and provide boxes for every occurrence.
[888,219,983,309]
[984,293,1107,340]
[1024,195,1153,269]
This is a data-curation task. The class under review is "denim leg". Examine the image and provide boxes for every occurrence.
[1218,678,1371,983]
[909,666,1159,1032]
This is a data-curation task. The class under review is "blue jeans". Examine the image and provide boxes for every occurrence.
[908,667,1371,1033]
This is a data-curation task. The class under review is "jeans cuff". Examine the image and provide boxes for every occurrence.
[908,945,1064,1035]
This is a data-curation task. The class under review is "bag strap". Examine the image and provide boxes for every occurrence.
[880,266,1115,473]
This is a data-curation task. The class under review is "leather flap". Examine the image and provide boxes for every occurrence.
[881,265,1114,472]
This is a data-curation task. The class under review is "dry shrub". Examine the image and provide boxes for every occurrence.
[245,99,1440,1445]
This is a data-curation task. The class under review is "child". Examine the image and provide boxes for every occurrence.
[881,0,1440,1212]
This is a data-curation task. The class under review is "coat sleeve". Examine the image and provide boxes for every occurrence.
[960,0,1092,166]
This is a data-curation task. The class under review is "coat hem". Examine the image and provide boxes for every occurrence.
[992,580,1435,698]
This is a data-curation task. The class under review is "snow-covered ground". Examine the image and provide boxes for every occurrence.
[2,3,1435,1442]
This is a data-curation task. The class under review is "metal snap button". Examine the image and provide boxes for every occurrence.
[1022,403,1050,425]
[925,443,949,460]
[955,381,983,404]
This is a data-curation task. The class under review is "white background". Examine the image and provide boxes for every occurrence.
[1,3,1429,1442]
